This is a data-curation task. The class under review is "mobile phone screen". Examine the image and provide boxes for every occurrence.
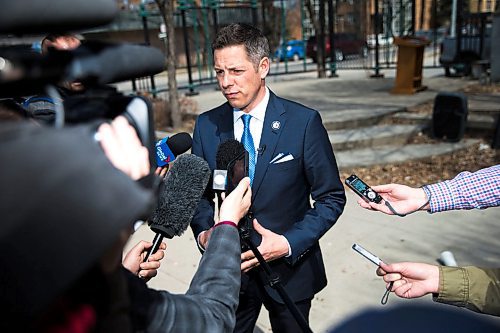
[226,150,249,195]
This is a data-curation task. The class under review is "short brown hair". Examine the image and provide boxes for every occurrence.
[212,23,270,68]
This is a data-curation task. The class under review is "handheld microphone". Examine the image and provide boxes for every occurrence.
[155,132,192,167]
[144,154,211,261]
[0,0,118,34]
[213,139,246,191]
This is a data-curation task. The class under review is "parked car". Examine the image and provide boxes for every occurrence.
[366,33,394,48]
[274,40,305,62]
[306,33,368,62]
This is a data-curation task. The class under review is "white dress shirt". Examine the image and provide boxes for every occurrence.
[233,87,269,164]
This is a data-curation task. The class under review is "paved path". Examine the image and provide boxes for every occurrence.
[127,191,500,332]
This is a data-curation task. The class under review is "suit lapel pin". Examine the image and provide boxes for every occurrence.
[271,121,281,130]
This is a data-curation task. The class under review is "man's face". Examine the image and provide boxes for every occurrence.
[214,45,269,113]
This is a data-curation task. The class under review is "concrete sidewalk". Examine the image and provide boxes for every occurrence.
[127,191,500,332]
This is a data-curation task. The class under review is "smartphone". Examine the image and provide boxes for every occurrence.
[345,174,382,204]
[352,243,382,266]
[225,150,249,195]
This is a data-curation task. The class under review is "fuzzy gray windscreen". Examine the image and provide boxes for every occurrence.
[150,154,210,238]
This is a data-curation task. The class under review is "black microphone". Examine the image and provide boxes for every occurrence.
[0,0,118,34]
[155,132,192,167]
[144,154,211,262]
[213,139,246,191]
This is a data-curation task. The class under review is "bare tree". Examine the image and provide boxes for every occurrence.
[155,0,182,129]
[304,0,327,77]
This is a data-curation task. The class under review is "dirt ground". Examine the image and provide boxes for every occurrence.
[339,83,500,187]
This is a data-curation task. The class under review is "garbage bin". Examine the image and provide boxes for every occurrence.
[391,36,430,94]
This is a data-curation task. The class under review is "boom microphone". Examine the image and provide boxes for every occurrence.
[0,42,165,97]
[144,154,211,261]
[67,42,166,85]
[155,132,193,167]
[0,0,118,34]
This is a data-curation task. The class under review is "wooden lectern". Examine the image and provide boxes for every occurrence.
[391,36,431,94]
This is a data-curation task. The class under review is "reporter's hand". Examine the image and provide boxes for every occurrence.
[98,116,150,180]
[198,178,251,250]
[218,177,252,224]
[377,261,440,299]
[122,240,167,282]
[155,166,168,178]
[357,184,429,215]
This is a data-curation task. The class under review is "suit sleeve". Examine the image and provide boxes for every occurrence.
[190,116,216,239]
[146,225,241,332]
[282,111,346,264]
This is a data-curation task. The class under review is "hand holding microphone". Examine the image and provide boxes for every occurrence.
[199,177,252,251]
[218,177,252,225]
[155,132,192,178]
[122,240,167,281]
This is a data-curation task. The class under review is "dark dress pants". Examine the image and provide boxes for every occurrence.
[233,273,312,333]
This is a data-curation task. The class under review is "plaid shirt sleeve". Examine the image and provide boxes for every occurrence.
[422,164,500,213]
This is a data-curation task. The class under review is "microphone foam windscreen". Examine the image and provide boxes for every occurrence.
[216,139,246,170]
[150,154,210,238]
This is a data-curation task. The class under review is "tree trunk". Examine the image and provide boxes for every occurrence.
[157,0,182,129]
[305,0,326,78]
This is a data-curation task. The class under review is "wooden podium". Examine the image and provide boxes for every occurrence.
[391,36,430,94]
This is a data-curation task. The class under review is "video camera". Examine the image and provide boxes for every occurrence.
[0,0,166,167]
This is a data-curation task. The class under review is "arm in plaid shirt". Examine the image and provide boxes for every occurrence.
[146,225,241,333]
[422,164,500,213]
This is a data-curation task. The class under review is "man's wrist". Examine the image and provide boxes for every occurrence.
[420,186,432,211]
[281,235,292,258]
[213,220,238,229]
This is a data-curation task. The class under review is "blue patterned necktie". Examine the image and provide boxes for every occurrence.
[241,114,256,184]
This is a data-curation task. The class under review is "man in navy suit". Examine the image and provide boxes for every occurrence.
[191,23,346,332]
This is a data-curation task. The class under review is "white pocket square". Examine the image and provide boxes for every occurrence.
[271,153,294,164]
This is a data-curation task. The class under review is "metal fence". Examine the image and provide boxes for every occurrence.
[135,0,454,94]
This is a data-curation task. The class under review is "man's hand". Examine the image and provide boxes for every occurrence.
[357,184,429,215]
[97,116,150,180]
[377,261,440,299]
[241,219,289,273]
[122,240,167,282]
